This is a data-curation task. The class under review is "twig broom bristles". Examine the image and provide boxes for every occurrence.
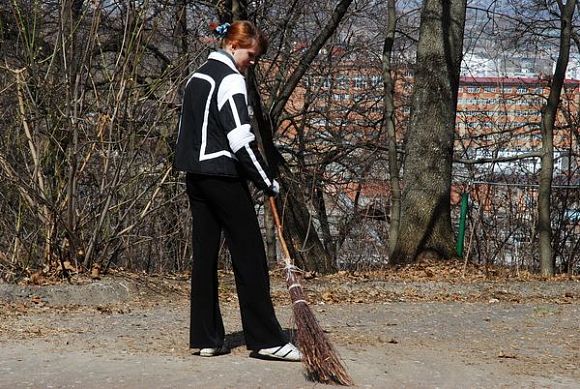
[269,198,353,386]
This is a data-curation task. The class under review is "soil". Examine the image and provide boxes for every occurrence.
[0,264,579,389]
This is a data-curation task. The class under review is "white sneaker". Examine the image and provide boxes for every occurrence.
[257,343,302,362]
[198,346,228,357]
[199,348,217,357]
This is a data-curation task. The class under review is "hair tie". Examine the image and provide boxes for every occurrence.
[212,22,231,38]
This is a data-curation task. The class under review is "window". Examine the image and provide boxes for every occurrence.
[332,93,351,101]
[353,76,366,89]
[337,76,348,88]
[370,75,382,86]
[310,118,328,127]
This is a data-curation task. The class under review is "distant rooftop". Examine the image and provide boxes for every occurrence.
[461,52,580,81]
[459,76,580,86]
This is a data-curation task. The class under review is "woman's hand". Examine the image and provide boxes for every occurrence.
[265,179,280,197]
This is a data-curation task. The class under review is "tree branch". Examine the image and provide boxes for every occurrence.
[269,0,354,123]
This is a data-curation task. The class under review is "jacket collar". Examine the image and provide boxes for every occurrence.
[208,50,240,74]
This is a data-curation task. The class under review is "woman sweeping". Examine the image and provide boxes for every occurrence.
[174,20,301,362]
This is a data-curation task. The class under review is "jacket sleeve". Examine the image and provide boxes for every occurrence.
[217,74,275,191]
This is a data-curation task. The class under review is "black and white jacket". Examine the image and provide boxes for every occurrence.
[174,51,275,192]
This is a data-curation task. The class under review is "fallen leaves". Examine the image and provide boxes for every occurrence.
[258,260,580,306]
[312,259,580,284]
[497,351,518,359]
[90,264,102,280]
[1,261,578,317]
[95,304,130,315]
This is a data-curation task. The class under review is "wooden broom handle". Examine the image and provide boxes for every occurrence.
[269,197,292,263]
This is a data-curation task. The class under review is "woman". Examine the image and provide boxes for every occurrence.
[174,21,301,362]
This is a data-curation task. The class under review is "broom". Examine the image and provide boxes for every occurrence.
[269,197,353,386]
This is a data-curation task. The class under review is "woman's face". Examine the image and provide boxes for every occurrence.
[230,44,259,73]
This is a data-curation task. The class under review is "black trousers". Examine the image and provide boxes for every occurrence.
[186,173,286,350]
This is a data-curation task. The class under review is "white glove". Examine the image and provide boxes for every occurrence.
[266,179,280,197]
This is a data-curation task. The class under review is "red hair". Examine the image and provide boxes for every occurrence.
[212,21,268,55]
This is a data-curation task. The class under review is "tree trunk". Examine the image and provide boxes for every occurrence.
[538,0,576,276]
[175,0,189,75]
[264,200,277,265]
[276,165,337,273]
[216,0,234,22]
[314,183,336,261]
[382,0,401,259]
[391,0,467,265]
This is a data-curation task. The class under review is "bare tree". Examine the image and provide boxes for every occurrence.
[238,0,356,272]
[381,0,401,258]
[537,0,577,276]
[2,0,577,280]
[391,0,467,264]
[0,1,209,277]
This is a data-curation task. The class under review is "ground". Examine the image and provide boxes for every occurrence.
[0,262,579,388]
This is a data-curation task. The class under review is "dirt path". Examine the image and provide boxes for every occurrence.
[0,272,579,388]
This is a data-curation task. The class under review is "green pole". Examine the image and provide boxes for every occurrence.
[456,192,469,257]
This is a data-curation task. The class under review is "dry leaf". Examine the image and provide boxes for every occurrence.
[498,351,517,359]
[91,264,101,280]
[30,272,45,285]
[63,261,77,271]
